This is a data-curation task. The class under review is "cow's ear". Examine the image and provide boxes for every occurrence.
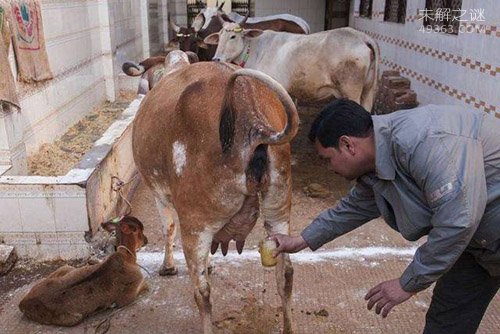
[204,33,220,45]
[185,51,200,63]
[192,13,205,32]
[196,39,209,49]
[120,223,136,235]
[244,29,263,38]
[101,221,117,233]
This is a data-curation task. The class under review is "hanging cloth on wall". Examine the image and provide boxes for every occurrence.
[9,0,52,83]
[0,0,19,108]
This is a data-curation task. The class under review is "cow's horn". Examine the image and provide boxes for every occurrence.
[217,0,225,11]
[230,69,299,145]
[239,11,249,25]
[216,12,225,25]
[122,61,145,77]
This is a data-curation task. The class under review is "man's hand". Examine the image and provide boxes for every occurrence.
[364,278,415,318]
[269,234,308,257]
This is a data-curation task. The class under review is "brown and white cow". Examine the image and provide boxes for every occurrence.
[132,58,298,333]
[122,51,199,94]
[205,23,379,111]
[19,217,148,326]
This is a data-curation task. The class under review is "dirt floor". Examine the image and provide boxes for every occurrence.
[28,91,136,176]
[1,106,499,333]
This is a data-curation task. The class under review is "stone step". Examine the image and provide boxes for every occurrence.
[383,76,411,89]
[387,88,417,101]
[395,90,418,105]
[381,70,400,78]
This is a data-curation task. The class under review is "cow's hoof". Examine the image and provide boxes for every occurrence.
[201,265,214,276]
[159,266,178,276]
[208,264,214,275]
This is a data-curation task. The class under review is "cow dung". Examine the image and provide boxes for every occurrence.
[303,183,331,198]
[0,245,17,276]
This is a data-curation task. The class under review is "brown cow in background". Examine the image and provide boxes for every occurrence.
[122,51,199,94]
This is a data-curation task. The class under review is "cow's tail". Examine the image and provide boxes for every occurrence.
[364,37,380,112]
[219,69,299,152]
[122,62,146,77]
[365,39,379,90]
[122,56,167,77]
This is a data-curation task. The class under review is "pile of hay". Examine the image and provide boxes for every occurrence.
[28,94,135,176]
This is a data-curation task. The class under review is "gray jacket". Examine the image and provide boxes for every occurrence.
[301,105,500,293]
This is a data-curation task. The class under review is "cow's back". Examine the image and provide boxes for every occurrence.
[19,253,143,325]
[252,27,375,102]
[132,62,241,212]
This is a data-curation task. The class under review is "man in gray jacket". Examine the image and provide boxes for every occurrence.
[272,99,500,333]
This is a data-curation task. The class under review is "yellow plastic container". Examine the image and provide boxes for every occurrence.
[259,238,278,267]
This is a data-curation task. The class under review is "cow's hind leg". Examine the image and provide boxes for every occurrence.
[360,46,378,113]
[47,265,75,278]
[155,197,178,276]
[331,59,369,108]
[51,311,84,327]
[180,223,216,334]
[360,67,377,113]
[262,211,294,334]
[261,153,294,334]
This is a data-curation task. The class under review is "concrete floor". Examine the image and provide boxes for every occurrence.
[1,107,498,333]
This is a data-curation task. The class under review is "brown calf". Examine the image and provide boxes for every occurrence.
[132,58,298,333]
[122,51,199,94]
[18,217,148,327]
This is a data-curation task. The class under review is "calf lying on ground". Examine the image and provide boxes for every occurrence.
[18,217,148,326]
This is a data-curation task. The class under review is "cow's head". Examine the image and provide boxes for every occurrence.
[204,22,263,62]
[169,18,208,53]
[197,0,225,29]
[102,216,148,251]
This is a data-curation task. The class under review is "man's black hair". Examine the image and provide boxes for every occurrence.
[308,99,373,148]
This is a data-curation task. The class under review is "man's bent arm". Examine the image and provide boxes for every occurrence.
[301,177,381,250]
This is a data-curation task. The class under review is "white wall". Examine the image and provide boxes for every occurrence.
[7,0,147,157]
[350,0,500,116]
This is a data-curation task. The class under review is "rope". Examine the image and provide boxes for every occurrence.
[95,173,151,334]
[110,174,139,216]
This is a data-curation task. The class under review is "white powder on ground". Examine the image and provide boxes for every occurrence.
[136,246,417,270]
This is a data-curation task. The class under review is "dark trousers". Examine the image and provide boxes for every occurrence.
[423,251,500,334]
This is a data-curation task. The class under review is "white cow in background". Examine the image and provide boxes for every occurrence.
[205,22,379,111]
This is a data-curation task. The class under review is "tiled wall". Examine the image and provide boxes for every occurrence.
[11,0,147,156]
[0,96,143,260]
[0,183,89,260]
[254,0,326,33]
[149,0,171,55]
[108,0,145,81]
[350,0,500,116]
